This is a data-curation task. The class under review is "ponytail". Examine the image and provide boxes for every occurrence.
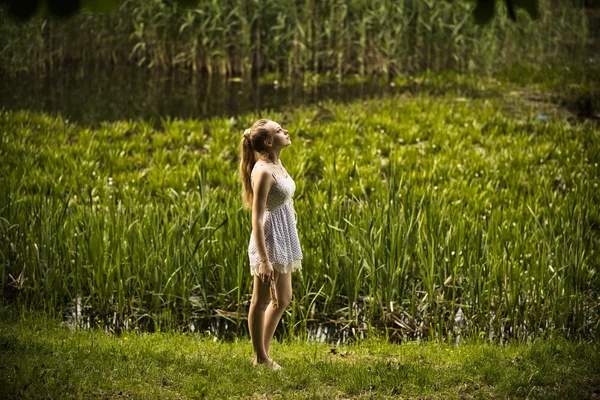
[240,129,256,209]
[239,119,271,209]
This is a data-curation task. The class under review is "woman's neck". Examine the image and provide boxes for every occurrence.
[258,151,281,164]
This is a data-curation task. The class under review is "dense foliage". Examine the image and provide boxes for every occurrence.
[0,0,590,76]
[1,71,598,342]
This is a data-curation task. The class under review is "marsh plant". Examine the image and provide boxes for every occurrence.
[1,78,598,341]
[0,0,591,77]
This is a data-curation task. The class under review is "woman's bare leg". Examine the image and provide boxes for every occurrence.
[248,275,272,364]
[263,269,293,358]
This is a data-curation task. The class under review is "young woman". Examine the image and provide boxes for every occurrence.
[239,119,303,370]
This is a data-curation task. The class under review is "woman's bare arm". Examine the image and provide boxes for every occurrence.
[251,168,275,264]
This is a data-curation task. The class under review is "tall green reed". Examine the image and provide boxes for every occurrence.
[1,80,598,340]
[0,0,591,78]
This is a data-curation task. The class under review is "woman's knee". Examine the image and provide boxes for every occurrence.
[278,293,292,308]
[251,300,270,312]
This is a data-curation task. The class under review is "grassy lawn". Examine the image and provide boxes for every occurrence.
[1,310,599,399]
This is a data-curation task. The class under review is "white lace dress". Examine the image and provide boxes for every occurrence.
[248,161,303,275]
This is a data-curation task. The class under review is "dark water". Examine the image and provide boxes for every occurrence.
[60,294,574,345]
[0,66,402,124]
[61,294,375,345]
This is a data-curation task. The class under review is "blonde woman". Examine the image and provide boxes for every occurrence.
[239,119,303,370]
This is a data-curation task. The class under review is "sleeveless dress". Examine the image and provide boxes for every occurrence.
[248,161,303,275]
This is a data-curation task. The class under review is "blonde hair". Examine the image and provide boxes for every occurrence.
[239,119,271,209]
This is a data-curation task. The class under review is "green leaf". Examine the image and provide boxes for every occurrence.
[170,0,199,9]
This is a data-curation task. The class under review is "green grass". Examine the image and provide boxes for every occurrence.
[0,311,599,399]
[1,70,599,341]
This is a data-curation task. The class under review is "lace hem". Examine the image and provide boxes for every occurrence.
[250,259,302,275]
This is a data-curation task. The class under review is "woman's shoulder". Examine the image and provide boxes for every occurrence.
[251,163,276,182]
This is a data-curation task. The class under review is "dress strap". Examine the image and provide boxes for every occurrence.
[261,163,279,179]
[262,161,290,178]
[251,162,278,181]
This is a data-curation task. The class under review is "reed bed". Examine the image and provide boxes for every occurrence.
[1,74,598,342]
[0,0,591,77]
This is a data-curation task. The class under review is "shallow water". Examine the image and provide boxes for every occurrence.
[59,294,593,345]
[0,67,401,125]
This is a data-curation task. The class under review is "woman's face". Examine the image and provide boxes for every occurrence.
[265,120,291,149]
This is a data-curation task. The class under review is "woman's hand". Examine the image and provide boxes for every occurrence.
[258,260,275,283]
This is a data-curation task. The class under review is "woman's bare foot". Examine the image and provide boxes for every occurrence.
[266,359,282,370]
[253,356,282,370]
